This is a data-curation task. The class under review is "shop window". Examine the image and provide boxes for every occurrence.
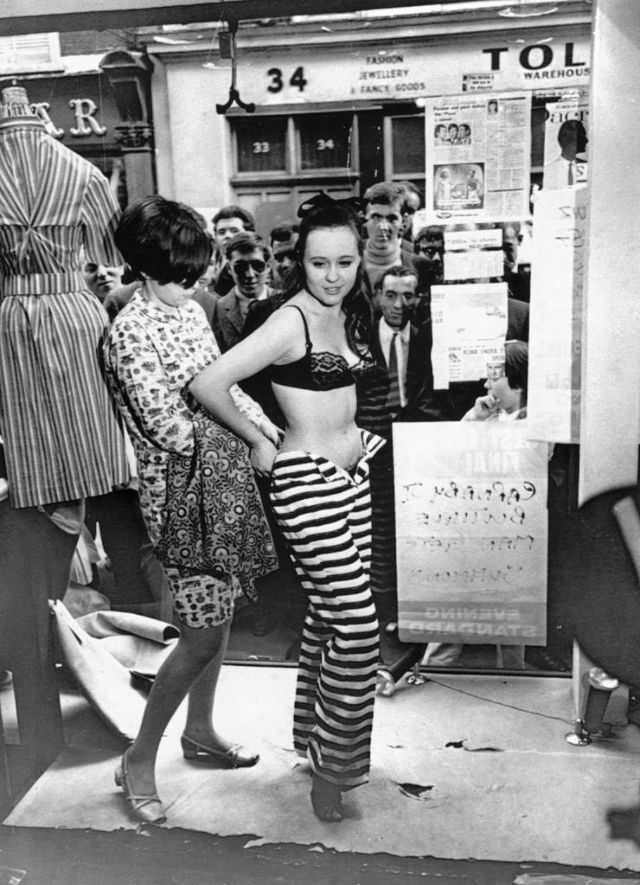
[298,114,353,171]
[234,116,287,174]
[0,33,60,72]
[231,112,358,183]
[390,115,425,176]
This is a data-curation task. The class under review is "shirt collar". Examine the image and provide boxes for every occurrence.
[132,288,188,322]
[379,317,410,345]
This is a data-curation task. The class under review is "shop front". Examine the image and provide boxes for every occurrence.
[147,9,591,234]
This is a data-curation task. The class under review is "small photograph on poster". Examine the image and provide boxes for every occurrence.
[433,163,484,212]
[433,122,473,145]
[487,98,500,116]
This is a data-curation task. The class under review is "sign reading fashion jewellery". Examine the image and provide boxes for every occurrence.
[394,422,548,646]
[424,92,531,224]
[528,186,587,444]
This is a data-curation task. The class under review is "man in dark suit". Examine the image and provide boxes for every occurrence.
[356,266,454,630]
[212,231,276,353]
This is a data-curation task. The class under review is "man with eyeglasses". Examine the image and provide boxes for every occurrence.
[212,231,275,353]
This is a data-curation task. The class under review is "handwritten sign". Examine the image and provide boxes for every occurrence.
[394,422,548,645]
[528,186,587,443]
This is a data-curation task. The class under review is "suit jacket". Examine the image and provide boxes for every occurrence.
[212,289,246,353]
[356,321,454,439]
[212,287,278,353]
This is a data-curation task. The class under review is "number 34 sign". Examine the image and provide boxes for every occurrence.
[266,66,308,94]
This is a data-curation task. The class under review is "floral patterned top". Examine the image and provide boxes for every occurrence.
[103,290,264,546]
[104,290,262,457]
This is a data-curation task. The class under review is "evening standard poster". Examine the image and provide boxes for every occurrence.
[424,91,531,223]
[394,422,548,646]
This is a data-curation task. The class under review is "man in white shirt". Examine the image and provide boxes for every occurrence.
[543,119,588,190]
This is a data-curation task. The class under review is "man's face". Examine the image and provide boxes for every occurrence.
[214,217,246,251]
[379,274,417,330]
[414,236,444,284]
[83,261,124,300]
[229,247,268,299]
[271,239,297,287]
[365,201,403,249]
[401,193,420,237]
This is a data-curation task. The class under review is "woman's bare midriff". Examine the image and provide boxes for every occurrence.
[274,383,362,469]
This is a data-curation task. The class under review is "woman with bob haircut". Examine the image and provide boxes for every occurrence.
[104,195,280,825]
[190,201,383,823]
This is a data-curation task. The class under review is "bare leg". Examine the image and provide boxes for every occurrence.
[124,617,231,797]
[183,619,236,749]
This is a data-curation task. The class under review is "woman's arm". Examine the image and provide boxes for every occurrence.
[190,307,298,474]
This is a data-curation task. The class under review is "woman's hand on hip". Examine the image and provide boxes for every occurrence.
[258,416,284,447]
[250,437,278,477]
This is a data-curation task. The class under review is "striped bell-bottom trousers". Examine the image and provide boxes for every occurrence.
[269,429,384,790]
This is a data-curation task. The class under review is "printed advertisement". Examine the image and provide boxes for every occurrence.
[394,422,548,646]
[424,92,532,223]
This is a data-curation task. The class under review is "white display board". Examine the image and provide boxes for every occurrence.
[394,422,548,646]
[528,186,587,443]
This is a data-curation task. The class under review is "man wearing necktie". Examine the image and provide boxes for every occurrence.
[543,118,588,190]
[356,267,454,633]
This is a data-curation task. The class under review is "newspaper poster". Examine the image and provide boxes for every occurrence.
[425,92,531,223]
[431,281,508,389]
[394,422,548,646]
[444,226,504,281]
[542,89,589,190]
[528,187,587,443]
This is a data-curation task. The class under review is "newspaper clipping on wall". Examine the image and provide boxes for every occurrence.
[430,281,508,389]
[424,91,532,224]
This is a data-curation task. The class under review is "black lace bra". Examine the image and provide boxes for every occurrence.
[268,305,376,391]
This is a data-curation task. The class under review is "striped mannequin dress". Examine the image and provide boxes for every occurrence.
[0,98,130,508]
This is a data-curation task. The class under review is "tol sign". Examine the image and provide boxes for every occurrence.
[483,41,589,72]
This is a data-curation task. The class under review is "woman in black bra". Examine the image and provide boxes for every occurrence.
[191,203,384,822]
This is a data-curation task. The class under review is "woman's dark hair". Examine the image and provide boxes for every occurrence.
[115,195,213,288]
[282,202,372,343]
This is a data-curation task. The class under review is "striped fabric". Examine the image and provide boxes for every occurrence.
[269,429,384,790]
[0,116,130,507]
